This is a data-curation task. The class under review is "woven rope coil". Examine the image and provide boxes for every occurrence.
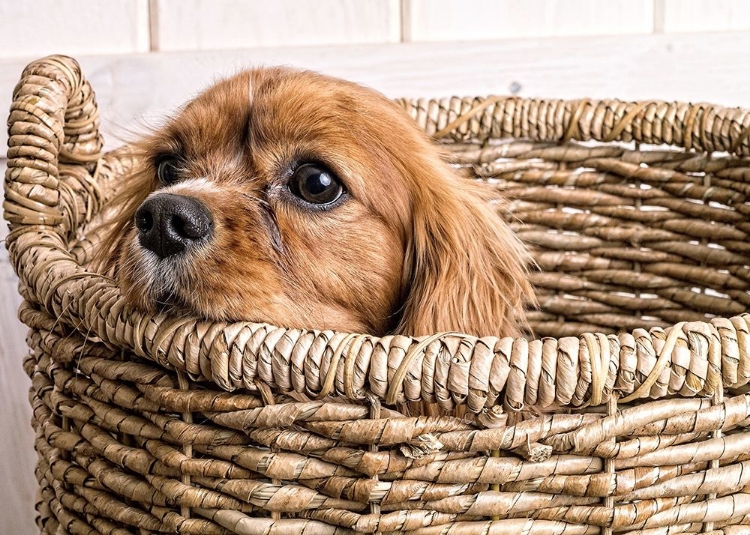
[5,55,750,534]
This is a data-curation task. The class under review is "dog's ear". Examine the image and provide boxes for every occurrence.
[395,154,534,338]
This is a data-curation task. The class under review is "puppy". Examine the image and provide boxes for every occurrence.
[99,67,533,338]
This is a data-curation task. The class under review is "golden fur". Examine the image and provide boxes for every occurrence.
[100,67,534,337]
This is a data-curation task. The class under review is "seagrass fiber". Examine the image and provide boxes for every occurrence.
[6,55,750,534]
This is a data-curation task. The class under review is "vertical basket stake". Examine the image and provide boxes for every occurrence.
[602,393,619,535]
[176,370,193,520]
[365,392,382,535]
[490,449,500,521]
[703,382,725,533]
[256,381,281,522]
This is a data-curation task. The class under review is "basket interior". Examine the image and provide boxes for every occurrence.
[447,137,750,338]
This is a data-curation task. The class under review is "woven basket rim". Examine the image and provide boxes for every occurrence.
[5,54,750,412]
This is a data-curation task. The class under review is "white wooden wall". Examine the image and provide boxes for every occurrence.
[2,1,750,533]
[4,0,750,59]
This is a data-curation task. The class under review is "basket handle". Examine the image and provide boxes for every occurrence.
[4,55,103,242]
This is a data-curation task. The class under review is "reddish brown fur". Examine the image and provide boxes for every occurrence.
[101,67,534,337]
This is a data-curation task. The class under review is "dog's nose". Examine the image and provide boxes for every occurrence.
[135,194,213,258]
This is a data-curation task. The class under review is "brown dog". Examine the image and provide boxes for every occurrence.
[100,68,533,337]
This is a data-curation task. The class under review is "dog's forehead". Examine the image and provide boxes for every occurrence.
[161,73,253,155]
[160,68,416,194]
[170,68,363,150]
[252,70,357,117]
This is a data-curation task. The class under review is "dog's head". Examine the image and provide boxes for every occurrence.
[103,68,533,337]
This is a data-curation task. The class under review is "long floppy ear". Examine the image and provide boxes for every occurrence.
[395,157,534,338]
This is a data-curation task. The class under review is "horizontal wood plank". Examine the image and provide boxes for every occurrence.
[661,0,750,32]
[0,0,150,59]
[154,0,401,51]
[405,0,654,41]
[2,31,750,156]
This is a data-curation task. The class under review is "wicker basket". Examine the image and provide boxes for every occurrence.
[6,54,750,535]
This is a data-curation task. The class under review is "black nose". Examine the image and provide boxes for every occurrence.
[135,194,213,258]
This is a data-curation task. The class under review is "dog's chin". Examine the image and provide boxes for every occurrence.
[152,289,191,315]
[121,252,197,318]
[123,283,193,318]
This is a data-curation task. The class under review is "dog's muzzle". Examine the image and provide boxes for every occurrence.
[135,193,213,258]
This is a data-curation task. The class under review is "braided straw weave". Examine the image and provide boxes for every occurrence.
[5,55,750,534]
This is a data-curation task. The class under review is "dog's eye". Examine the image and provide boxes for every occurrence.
[156,158,180,186]
[288,163,343,205]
